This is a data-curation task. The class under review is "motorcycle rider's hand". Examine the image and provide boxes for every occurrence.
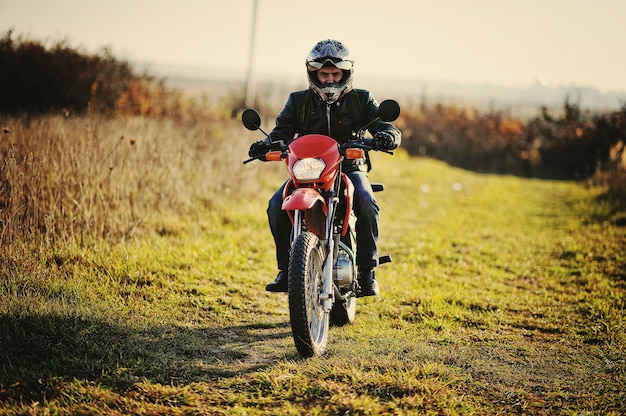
[373,131,396,151]
[248,140,270,159]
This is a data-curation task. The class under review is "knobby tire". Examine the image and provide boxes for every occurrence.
[288,231,328,358]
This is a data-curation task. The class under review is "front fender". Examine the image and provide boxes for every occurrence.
[283,188,328,237]
[282,188,326,213]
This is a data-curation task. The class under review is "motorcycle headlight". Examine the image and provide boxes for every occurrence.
[292,157,326,181]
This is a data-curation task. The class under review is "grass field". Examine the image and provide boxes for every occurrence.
[1,141,625,414]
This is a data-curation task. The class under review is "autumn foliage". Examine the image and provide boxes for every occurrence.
[399,100,626,181]
[0,31,212,121]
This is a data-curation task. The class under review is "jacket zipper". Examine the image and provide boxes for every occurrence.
[326,104,331,136]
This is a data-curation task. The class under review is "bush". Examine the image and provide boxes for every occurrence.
[0,30,222,122]
[400,99,626,184]
[0,31,130,114]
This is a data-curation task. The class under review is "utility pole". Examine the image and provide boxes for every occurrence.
[244,0,258,108]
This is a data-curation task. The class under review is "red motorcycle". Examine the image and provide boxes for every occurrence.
[242,100,400,357]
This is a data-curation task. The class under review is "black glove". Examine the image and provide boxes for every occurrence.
[373,131,396,151]
[248,140,270,158]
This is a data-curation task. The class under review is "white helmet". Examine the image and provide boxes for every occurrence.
[305,39,354,104]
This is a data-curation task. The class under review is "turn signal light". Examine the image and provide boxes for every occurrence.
[265,151,283,161]
[345,148,365,160]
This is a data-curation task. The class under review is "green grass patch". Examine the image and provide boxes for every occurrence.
[1,154,624,415]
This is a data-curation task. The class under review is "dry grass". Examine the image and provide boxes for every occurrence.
[0,114,273,246]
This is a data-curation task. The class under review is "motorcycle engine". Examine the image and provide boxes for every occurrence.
[333,250,353,288]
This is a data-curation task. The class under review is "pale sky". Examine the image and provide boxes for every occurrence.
[2,0,626,92]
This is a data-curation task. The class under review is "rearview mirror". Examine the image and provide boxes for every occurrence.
[378,100,400,122]
[242,108,261,131]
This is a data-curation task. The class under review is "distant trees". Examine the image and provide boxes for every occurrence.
[1,30,129,114]
[400,99,626,185]
[0,30,203,119]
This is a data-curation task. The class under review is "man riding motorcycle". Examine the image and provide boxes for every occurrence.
[249,39,401,297]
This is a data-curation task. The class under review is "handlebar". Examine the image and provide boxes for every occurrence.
[243,137,392,165]
[339,138,394,156]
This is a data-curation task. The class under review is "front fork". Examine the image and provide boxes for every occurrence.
[292,195,337,313]
[320,195,336,312]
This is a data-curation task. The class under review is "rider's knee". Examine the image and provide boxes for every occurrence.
[267,193,283,216]
[355,198,379,221]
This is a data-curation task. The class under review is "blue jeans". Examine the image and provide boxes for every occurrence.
[267,171,380,273]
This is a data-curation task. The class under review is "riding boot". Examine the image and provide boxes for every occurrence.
[357,269,379,297]
[266,270,288,292]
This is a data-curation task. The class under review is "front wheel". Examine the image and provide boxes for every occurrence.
[288,231,329,358]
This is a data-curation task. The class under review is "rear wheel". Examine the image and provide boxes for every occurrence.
[288,231,328,358]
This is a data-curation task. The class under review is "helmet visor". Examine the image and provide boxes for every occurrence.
[307,58,353,71]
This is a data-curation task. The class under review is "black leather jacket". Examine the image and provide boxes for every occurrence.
[268,88,402,172]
